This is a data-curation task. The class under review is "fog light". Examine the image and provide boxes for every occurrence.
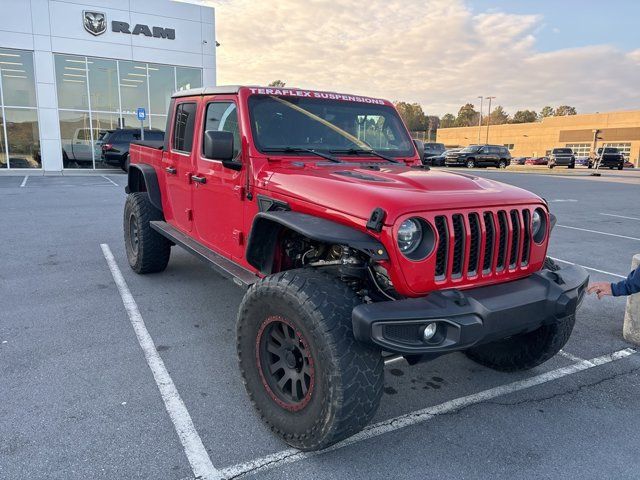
[422,322,437,341]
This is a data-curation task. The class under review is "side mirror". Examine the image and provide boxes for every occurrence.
[413,139,425,159]
[203,130,241,170]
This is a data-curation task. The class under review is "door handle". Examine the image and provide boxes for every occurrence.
[191,175,206,184]
[165,166,177,175]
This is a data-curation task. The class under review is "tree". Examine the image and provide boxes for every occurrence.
[440,113,456,128]
[540,106,555,118]
[484,105,509,125]
[268,80,286,87]
[555,105,577,116]
[511,110,538,124]
[394,102,429,131]
[455,103,479,127]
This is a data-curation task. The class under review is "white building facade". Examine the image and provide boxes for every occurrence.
[0,0,216,172]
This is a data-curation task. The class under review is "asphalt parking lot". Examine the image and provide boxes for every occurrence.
[1,169,640,480]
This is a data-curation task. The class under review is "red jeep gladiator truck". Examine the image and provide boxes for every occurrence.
[124,85,588,451]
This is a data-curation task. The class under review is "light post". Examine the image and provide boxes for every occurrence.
[485,96,495,144]
[477,96,483,144]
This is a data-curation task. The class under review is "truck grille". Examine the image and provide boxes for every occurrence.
[434,208,533,282]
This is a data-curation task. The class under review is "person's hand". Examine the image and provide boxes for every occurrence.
[587,282,613,299]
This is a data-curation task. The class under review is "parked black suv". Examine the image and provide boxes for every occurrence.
[101,128,164,171]
[422,142,446,166]
[548,148,575,169]
[588,147,624,170]
[445,144,511,168]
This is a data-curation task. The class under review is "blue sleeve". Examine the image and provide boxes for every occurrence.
[611,268,640,296]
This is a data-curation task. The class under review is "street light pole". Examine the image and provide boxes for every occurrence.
[485,96,495,144]
[477,96,483,144]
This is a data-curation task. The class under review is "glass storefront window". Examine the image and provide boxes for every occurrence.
[149,64,174,116]
[52,53,201,169]
[0,111,6,168]
[122,114,143,129]
[55,55,89,110]
[5,108,40,168]
[176,67,202,91]
[88,57,119,112]
[119,61,148,114]
[149,114,167,130]
[1,48,39,168]
[0,48,37,107]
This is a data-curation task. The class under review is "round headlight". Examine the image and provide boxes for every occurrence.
[397,218,422,254]
[532,208,547,243]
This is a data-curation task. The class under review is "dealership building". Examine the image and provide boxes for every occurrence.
[0,0,215,172]
[437,110,640,166]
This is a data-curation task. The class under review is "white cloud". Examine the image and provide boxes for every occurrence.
[208,0,639,116]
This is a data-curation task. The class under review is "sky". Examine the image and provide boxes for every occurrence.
[177,0,640,117]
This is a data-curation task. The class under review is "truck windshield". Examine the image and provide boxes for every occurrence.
[553,148,572,154]
[248,95,414,158]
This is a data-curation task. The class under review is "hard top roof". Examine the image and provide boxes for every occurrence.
[172,85,244,98]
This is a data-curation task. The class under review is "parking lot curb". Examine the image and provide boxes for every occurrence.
[623,254,640,345]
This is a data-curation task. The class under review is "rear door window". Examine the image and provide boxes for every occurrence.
[173,102,197,153]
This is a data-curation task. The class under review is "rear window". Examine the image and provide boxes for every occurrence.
[553,148,573,154]
[117,131,135,142]
[173,102,197,152]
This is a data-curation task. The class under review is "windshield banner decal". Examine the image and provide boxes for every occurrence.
[248,88,386,105]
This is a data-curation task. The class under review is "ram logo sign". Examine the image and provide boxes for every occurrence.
[83,11,106,36]
[81,11,176,40]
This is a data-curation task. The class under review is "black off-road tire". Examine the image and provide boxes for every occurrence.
[123,193,171,274]
[464,257,573,372]
[237,269,384,451]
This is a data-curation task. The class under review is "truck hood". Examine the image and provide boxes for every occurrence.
[263,163,543,223]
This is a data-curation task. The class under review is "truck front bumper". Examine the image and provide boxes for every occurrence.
[352,264,588,355]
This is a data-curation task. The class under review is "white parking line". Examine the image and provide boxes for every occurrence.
[558,349,594,366]
[600,213,640,221]
[100,244,223,480]
[549,257,626,279]
[20,176,28,187]
[101,175,119,187]
[557,224,640,242]
[220,348,636,479]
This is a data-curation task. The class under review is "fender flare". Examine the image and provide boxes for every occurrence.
[246,211,389,275]
[126,164,163,212]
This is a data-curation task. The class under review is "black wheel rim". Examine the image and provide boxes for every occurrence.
[129,214,139,255]
[256,316,314,411]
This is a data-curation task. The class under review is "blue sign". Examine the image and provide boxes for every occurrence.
[136,107,146,121]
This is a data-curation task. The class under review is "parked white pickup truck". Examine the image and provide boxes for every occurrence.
[62,128,104,167]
